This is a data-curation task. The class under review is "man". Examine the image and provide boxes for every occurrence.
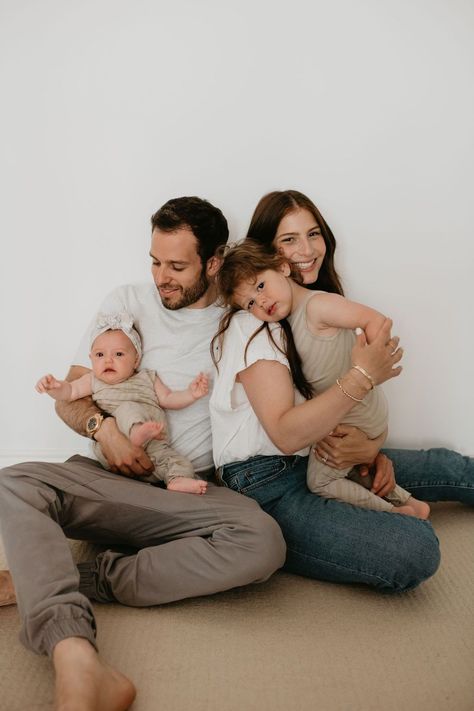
[0,197,286,711]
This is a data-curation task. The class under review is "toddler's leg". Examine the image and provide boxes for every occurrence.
[385,483,430,519]
[307,452,395,512]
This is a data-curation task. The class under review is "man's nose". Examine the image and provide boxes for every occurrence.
[155,265,171,284]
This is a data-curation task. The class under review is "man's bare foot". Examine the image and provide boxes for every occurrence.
[406,497,431,520]
[392,504,417,517]
[53,637,136,711]
[0,570,16,606]
[167,477,208,495]
[130,421,164,447]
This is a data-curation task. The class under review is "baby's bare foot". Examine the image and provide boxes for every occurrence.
[406,497,431,520]
[167,477,208,495]
[0,570,16,606]
[53,637,136,711]
[130,421,165,447]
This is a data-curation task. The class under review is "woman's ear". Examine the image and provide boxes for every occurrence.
[279,261,291,277]
[206,255,221,278]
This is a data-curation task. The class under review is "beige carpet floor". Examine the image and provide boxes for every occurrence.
[1,502,473,711]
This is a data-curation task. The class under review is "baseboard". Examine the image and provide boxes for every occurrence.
[0,448,90,467]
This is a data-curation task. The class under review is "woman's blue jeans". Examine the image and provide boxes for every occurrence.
[217,447,474,592]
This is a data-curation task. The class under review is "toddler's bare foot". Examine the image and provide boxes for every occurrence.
[167,477,208,495]
[53,637,136,711]
[406,497,431,520]
[392,504,417,517]
[0,570,16,606]
[130,421,165,447]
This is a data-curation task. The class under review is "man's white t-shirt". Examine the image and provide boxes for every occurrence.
[210,311,308,467]
[74,282,222,472]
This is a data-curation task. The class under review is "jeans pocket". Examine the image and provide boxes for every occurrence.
[221,456,291,503]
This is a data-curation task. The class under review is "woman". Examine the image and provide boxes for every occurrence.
[210,190,474,592]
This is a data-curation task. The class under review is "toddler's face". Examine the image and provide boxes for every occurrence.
[89,330,140,385]
[232,267,293,323]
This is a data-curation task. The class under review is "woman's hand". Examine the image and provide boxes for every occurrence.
[351,318,403,386]
[314,427,396,497]
[368,452,396,497]
[314,424,385,469]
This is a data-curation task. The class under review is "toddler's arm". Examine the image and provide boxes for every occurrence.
[306,293,386,343]
[154,372,209,410]
[36,372,93,401]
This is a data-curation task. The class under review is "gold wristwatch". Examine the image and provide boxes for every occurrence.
[85,413,110,440]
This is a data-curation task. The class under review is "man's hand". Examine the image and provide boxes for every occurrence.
[313,424,383,470]
[95,418,153,477]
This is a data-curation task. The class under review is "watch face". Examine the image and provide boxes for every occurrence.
[87,416,98,432]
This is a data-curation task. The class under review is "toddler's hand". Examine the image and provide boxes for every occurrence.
[35,374,63,394]
[189,372,209,400]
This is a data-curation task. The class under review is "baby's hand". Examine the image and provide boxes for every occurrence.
[35,374,63,394]
[189,372,209,400]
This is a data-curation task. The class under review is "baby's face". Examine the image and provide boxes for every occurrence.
[89,330,139,385]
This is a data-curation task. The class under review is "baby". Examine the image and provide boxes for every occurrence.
[36,312,208,494]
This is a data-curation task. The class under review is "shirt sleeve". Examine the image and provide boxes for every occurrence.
[233,313,290,371]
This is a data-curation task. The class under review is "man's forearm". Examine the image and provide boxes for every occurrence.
[55,365,104,436]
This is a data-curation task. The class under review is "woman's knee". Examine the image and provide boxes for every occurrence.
[386,522,440,593]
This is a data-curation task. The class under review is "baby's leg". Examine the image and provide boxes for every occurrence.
[167,477,208,495]
[130,421,165,447]
[112,402,165,447]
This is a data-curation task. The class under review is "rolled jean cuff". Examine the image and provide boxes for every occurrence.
[41,614,97,658]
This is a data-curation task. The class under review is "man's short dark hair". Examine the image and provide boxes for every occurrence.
[151,196,229,266]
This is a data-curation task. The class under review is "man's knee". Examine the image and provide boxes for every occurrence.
[246,509,287,581]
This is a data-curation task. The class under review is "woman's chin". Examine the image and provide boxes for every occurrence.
[300,267,320,285]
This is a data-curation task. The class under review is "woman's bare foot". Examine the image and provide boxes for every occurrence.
[167,477,208,495]
[130,421,164,447]
[53,637,136,711]
[406,496,431,520]
[0,570,16,606]
[392,504,417,517]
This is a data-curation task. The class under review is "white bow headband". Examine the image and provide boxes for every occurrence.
[90,312,142,359]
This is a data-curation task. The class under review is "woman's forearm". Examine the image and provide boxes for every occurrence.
[240,362,372,454]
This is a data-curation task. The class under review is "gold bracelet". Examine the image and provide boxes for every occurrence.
[351,364,375,389]
[336,377,365,402]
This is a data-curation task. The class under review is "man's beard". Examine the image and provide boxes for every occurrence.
[160,269,210,310]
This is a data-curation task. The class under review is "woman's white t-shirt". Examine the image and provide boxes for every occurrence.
[210,311,309,467]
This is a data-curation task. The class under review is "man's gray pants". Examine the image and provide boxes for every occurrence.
[0,456,286,657]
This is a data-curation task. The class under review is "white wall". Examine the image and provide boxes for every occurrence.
[1,0,472,464]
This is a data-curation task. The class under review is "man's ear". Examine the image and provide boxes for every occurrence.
[206,255,222,278]
[279,261,291,277]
